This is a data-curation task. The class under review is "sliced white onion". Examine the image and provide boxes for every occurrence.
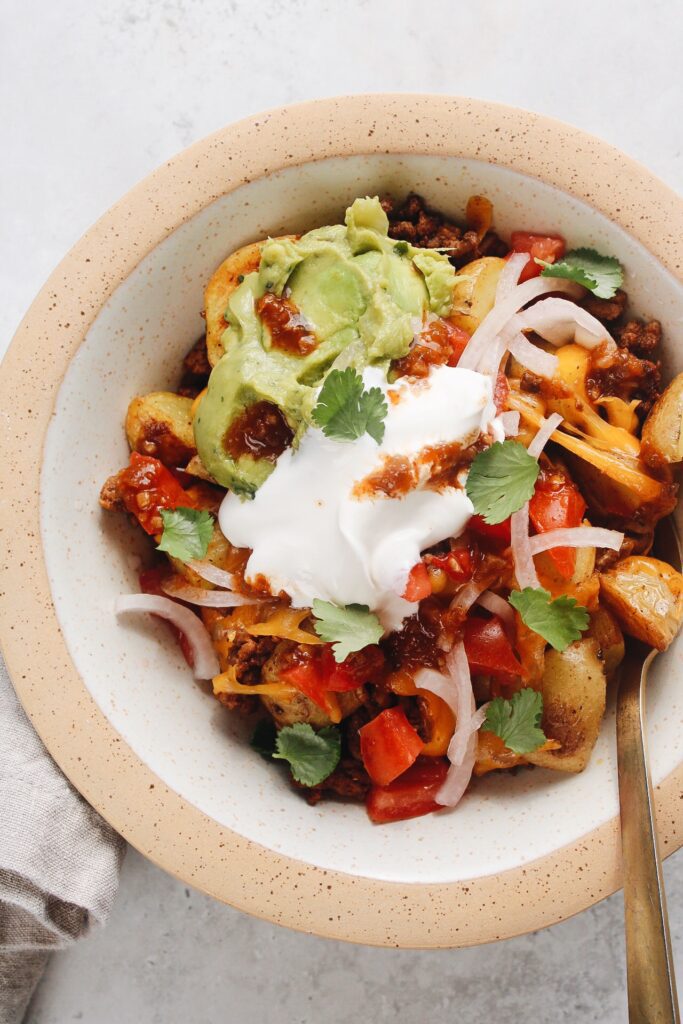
[162,578,263,608]
[449,578,489,614]
[490,416,506,443]
[414,667,459,718]
[477,590,516,638]
[187,560,239,590]
[528,526,623,555]
[458,276,583,372]
[498,410,520,437]
[115,594,220,680]
[495,252,528,303]
[443,643,476,768]
[477,333,508,378]
[436,642,479,807]
[510,297,616,352]
[437,730,478,809]
[471,704,489,731]
[527,412,563,459]
[511,502,540,590]
[505,332,559,379]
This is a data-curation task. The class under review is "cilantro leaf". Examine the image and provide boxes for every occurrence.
[273,723,341,786]
[312,599,384,662]
[312,368,388,443]
[465,441,539,524]
[538,247,623,299]
[250,719,277,760]
[156,507,213,561]
[509,587,590,651]
[482,688,547,754]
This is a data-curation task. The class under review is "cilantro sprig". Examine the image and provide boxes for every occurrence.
[312,367,388,444]
[157,507,213,561]
[482,688,547,754]
[312,599,383,662]
[538,247,623,300]
[273,723,341,786]
[465,441,539,525]
[509,587,590,651]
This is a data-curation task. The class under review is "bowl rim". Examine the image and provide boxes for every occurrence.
[2,93,683,948]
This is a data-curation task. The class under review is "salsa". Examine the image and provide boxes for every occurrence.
[256,292,318,356]
[223,401,294,461]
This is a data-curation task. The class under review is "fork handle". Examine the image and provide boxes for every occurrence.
[617,645,680,1023]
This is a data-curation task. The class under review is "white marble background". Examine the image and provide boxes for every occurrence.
[3,0,683,1020]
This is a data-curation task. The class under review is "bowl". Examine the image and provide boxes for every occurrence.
[2,95,683,948]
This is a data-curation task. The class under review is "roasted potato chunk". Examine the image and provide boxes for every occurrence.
[642,372,683,468]
[599,555,683,650]
[125,391,195,466]
[450,256,505,334]
[527,639,606,773]
[587,605,625,677]
[205,236,297,367]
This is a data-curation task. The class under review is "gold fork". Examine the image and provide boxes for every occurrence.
[617,515,681,1023]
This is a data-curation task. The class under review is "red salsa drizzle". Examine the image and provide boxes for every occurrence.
[392,318,470,378]
[383,600,442,672]
[256,292,317,356]
[224,401,293,461]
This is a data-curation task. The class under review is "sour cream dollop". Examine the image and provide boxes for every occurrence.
[219,365,494,631]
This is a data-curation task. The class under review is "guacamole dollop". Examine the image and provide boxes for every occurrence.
[194,196,456,495]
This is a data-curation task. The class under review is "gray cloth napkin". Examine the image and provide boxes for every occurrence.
[0,659,125,1024]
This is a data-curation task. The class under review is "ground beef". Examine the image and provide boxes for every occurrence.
[178,336,211,397]
[382,193,507,268]
[212,628,279,714]
[99,474,122,510]
[581,288,627,324]
[586,318,662,417]
[299,758,372,805]
[617,318,662,359]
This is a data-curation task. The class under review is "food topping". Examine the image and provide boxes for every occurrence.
[508,587,590,652]
[538,248,624,299]
[157,507,213,561]
[481,688,547,754]
[312,367,388,443]
[256,291,318,355]
[223,401,294,461]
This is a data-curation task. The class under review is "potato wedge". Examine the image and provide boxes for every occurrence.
[450,256,505,334]
[599,555,683,650]
[205,236,297,367]
[587,605,625,677]
[125,391,195,466]
[526,638,606,773]
[642,372,683,468]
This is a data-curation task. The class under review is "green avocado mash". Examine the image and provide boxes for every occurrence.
[194,196,456,495]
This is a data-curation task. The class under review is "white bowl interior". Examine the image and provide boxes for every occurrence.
[41,154,683,884]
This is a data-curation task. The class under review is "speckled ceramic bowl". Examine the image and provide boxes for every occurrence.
[2,95,683,948]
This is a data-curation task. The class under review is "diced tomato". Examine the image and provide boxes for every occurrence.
[464,614,523,680]
[529,468,587,579]
[139,567,194,667]
[402,562,432,602]
[282,644,384,710]
[319,644,385,693]
[509,231,566,284]
[392,318,470,378]
[425,547,474,582]
[494,371,509,414]
[366,758,449,824]
[280,654,337,715]
[468,514,511,546]
[359,707,424,786]
[117,452,194,534]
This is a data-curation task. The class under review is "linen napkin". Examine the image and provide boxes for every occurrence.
[0,659,125,1024]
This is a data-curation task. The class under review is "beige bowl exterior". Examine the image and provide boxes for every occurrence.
[1,95,683,948]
